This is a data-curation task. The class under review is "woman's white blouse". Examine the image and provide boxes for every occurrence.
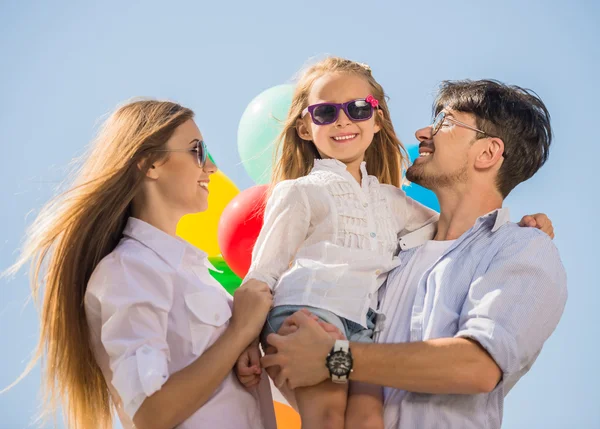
[245,159,438,327]
[85,217,269,429]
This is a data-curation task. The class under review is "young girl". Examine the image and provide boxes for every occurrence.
[6,100,275,429]
[236,57,553,429]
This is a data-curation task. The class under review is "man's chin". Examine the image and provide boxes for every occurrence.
[406,167,426,187]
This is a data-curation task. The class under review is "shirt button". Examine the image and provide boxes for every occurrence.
[375,270,381,275]
[370,232,376,238]
[363,202,368,207]
[214,314,220,322]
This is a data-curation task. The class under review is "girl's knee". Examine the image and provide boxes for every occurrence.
[345,411,384,429]
[311,407,345,429]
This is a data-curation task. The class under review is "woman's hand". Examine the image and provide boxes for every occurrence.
[230,279,273,345]
[518,213,555,239]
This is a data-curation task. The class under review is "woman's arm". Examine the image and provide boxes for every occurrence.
[133,281,273,429]
[134,322,254,429]
[93,251,272,429]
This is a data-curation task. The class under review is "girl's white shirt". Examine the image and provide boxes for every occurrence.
[245,159,438,327]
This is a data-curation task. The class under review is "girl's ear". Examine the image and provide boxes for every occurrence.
[373,109,383,134]
[296,117,313,141]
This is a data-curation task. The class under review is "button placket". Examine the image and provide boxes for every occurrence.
[363,193,379,252]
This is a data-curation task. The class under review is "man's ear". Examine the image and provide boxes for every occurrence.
[296,117,312,141]
[474,137,505,170]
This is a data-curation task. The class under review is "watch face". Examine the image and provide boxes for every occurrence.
[327,350,353,376]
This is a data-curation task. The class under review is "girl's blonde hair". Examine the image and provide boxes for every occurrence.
[4,99,194,429]
[271,57,408,188]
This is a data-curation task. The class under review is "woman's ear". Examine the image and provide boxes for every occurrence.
[137,158,160,179]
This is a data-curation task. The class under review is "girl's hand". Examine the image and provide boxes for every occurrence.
[235,340,262,388]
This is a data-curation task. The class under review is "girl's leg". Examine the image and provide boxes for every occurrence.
[344,381,384,429]
[295,381,348,429]
[263,346,298,411]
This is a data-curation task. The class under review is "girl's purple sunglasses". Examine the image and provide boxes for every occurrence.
[302,95,380,125]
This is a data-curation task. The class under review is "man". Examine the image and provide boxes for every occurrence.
[261,80,567,428]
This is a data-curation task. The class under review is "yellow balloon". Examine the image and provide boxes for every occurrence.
[177,170,240,256]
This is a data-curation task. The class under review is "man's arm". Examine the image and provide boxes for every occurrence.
[262,312,501,394]
[350,337,501,393]
[261,312,500,393]
[262,232,566,393]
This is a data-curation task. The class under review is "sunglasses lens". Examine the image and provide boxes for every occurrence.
[197,141,206,166]
[312,104,338,125]
[347,100,373,121]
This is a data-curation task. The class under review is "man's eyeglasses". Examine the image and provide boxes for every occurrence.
[431,111,493,138]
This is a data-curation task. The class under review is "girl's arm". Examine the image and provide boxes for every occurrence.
[244,180,311,288]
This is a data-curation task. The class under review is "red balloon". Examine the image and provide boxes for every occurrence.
[218,185,268,278]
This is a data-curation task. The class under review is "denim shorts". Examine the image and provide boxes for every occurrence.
[260,305,377,350]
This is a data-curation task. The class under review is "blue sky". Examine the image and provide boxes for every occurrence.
[1,1,598,428]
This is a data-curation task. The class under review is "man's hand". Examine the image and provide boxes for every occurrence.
[260,310,335,389]
[278,308,345,340]
[234,340,262,389]
[519,213,554,239]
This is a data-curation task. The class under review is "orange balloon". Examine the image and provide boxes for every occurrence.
[273,401,300,429]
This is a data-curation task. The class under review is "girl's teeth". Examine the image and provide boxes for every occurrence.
[199,182,208,188]
[420,152,432,157]
[333,134,356,141]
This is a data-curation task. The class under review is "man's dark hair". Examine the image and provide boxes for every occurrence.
[434,79,552,197]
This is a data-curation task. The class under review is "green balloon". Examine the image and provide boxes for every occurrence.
[208,255,242,295]
[237,84,295,184]
[207,151,217,168]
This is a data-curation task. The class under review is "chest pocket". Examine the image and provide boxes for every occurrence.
[184,289,232,356]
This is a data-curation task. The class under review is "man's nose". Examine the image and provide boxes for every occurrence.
[415,125,433,142]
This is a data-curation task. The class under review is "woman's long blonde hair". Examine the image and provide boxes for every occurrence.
[271,57,409,188]
[4,100,194,429]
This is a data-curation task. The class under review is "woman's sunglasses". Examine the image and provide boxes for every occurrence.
[301,95,379,126]
[155,139,208,168]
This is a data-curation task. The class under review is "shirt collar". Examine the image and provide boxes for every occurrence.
[312,159,370,185]
[313,159,368,175]
[398,207,510,251]
[123,217,213,270]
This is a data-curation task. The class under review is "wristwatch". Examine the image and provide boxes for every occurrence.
[325,340,353,383]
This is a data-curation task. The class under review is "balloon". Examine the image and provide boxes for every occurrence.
[403,145,440,212]
[238,84,295,184]
[218,185,268,278]
[177,170,240,256]
[207,255,242,295]
[273,401,300,429]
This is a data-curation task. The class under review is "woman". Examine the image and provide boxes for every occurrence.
[8,100,274,429]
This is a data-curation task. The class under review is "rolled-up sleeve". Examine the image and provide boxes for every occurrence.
[92,252,174,420]
[455,233,567,390]
[244,180,310,288]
